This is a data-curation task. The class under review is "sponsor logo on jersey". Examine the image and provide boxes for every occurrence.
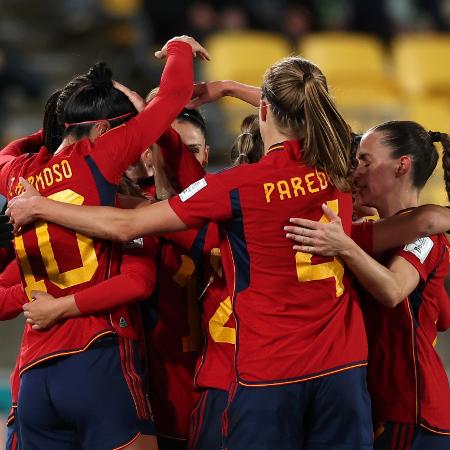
[179,178,207,202]
[404,237,433,263]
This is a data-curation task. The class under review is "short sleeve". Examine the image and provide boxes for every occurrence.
[168,173,233,228]
[395,237,437,282]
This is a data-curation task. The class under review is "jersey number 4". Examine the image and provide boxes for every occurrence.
[295,199,345,297]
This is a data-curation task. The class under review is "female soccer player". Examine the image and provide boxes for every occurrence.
[1,35,208,450]
[286,121,450,449]
[7,55,373,449]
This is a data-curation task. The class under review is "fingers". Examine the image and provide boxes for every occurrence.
[293,245,315,253]
[285,233,314,246]
[112,81,146,112]
[193,44,210,61]
[321,203,339,220]
[288,217,321,229]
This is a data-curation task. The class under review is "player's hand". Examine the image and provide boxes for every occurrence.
[155,35,210,61]
[0,215,13,247]
[284,203,351,256]
[6,178,41,233]
[23,291,64,330]
[186,81,226,109]
[112,81,146,113]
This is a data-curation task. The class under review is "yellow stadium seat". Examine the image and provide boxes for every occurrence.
[405,97,450,205]
[392,33,450,99]
[299,33,399,107]
[203,31,291,134]
[204,31,291,85]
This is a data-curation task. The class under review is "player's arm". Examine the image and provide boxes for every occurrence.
[157,126,206,189]
[287,204,450,255]
[92,37,208,182]
[188,80,261,108]
[370,205,450,254]
[0,129,43,161]
[0,261,28,320]
[8,182,186,242]
[285,203,420,307]
[23,237,160,329]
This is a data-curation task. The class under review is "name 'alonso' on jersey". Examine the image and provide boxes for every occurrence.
[169,140,368,385]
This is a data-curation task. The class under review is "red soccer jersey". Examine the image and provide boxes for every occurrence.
[170,140,367,385]
[159,126,236,391]
[0,129,43,169]
[0,41,193,373]
[363,234,450,434]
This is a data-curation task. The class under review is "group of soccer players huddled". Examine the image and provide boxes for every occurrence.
[0,34,448,450]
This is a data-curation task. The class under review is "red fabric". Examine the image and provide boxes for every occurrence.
[170,140,367,385]
[351,221,374,254]
[157,126,206,190]
[0,246,15,272]
[364,234,450,433]
[0,41,193,373]
[0,260,26,320]
[0,129,43,170]
[75,236,159,314]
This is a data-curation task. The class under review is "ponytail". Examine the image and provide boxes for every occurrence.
[230,114,264,166]
[303,76,352,191]
[262,56,352,192]
[43,89,63,154]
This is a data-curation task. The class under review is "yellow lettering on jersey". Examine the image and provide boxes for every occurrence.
[295,199,344,297]
[61,160,73,179]
[290,177,306,197]
[277,180,292,200]
[263,172,328,204]
[42,168,53,187]
[264,183,275,203]
[15,189,98,300]
[316,170,328,189]
[209,296,236,344]
[11,160,74,196]
[53,164,63,182]
[305,172,319,193]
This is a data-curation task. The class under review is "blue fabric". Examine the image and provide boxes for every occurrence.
[17,336,155,450]
[223,367,373,450]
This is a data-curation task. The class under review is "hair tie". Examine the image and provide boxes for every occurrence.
[238,132,253,139]
[303,72,313,83]
[428,130,441,143]
[64,112,133,128]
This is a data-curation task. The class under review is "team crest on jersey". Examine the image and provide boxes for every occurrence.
[179,178,207,202]
[404,237,433,263]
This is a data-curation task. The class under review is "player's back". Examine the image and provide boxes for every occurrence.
[2,142,121,372]
[171,139,367,385]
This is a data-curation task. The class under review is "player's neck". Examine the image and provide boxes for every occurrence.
[378,190,419,218]
[54,136,78,156]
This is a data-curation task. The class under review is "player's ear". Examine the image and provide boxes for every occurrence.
[202,145,210,167]
[259,99,268,122]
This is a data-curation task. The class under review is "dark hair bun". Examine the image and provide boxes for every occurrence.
[87,62,113,88]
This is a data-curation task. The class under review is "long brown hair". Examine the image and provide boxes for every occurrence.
[262,56,352,191]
